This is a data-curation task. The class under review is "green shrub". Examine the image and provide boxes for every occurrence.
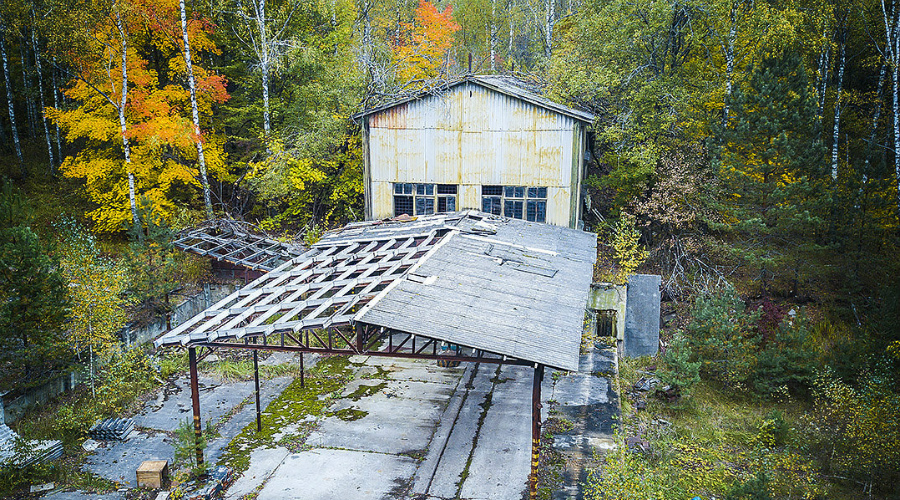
[685,289,760,387]
[659,331,701,395]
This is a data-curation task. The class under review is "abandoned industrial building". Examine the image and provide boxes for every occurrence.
[354,75,595,228]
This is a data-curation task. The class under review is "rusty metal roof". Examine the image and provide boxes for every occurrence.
[156,212,596,371]
[353,75,596,124]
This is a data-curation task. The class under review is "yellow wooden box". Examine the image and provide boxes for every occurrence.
[136,460,168,489]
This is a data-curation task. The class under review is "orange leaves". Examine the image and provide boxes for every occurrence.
[50,0,229,231]
[392,0,460,81]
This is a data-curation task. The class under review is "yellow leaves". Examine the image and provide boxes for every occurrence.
[288,158,328,191]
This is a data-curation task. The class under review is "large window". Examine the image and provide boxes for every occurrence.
[393,183,457,216]
[482,186,547,222]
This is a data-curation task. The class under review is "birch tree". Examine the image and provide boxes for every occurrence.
[831,11,849,181]
[0,18,24,171]
[231,0,298,143]
[31,9,55,174]
[179,0,214,219]
[882,0,900,215]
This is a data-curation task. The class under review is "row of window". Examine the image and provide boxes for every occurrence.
[393,183,547,223]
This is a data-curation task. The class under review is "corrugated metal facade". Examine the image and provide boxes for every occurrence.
[362,81,588,228]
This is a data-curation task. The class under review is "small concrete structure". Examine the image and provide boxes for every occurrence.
[623,274,661,357]
[589,283,627,340]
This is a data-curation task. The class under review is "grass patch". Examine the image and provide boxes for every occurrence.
[584,355,824,499]
[326,408,369,421]
[344,382,387,401]
[217,355,355,475]
[199,358,304,382]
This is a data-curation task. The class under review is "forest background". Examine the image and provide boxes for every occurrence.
[0,0,899,498]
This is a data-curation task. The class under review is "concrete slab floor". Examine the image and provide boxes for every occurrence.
[81,356,311,488]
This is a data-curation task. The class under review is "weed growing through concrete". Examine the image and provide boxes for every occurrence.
[217,355,355,475]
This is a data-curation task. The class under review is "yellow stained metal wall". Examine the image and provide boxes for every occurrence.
[367,82,583,227]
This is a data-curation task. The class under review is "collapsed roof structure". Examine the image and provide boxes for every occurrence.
[160,211,596,498]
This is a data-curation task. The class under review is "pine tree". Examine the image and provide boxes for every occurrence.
[715,49,827,294]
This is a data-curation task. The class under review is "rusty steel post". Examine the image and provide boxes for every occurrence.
[188,347,204,467]
[299,352,305,388]
[253,348,262,433]
[530,364,544,500]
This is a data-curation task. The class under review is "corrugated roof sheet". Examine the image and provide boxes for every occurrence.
[353,75,595,124]
[355,218,595,372]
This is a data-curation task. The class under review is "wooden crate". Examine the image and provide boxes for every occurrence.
[136,460,168,489]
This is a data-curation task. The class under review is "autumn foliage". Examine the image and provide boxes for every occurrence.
[392,0,460,81]
[49,0,229,232]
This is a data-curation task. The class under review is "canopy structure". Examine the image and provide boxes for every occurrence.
[158,211,596,498]
[157,211,595,371]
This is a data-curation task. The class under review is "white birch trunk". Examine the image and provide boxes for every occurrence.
[180,0,214,219]
[884,0,900,216]
[816,26,831,125]
[51,61,62,163]
[508,0,514,56]
[115,11,140,228]
[19,41,36,138]
[31,17,55,174]
[831,27,846,180]
[722,2,737,128]
[255,0,271,137]
[544,0,553,58]
[0,25,24,170]
[490,0,497,71]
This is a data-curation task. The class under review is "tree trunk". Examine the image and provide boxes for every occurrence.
[544,0,553,59]
[722,2,737,128]
[255,0,271,138]
[115,10,140,229]
[885,0,900,217]
[180,0,214,219]
[816,29,831,132]
[831,23,847,180]
[31,14,55,174]
[490,0,497,71]
[19,40,36,138]
[0,22,24,172]
[863,64,886,185]
[51,61,62,162]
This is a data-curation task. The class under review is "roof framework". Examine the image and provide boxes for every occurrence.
[157,212,596,371]
[173,220,305,272]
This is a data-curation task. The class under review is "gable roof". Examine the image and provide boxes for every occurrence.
[352,75,596,124]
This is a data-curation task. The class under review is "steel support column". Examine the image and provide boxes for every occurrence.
[299,352,305,388]
[188,347,204,467]
[530,364,544,500]
[253,349,262,432]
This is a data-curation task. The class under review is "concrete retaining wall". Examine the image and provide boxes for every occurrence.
[2,283,236,423]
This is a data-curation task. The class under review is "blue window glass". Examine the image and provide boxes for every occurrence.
[504,200,524,219]
[526,200,546,222]
[483,197,501,215]
[394,196,413,216]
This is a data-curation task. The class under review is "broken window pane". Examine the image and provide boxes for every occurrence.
[394,195,413,216]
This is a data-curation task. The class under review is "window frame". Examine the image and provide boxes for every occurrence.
[393,183,457,216]
[481,185,547,222]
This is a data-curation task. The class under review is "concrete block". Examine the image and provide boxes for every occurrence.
[623,274,661,357]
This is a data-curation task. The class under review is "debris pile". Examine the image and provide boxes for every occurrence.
[0,424,63,468]
[89,417,135,441]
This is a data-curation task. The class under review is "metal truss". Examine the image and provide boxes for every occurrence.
[172,219,306,272]
[160,228,450,347]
